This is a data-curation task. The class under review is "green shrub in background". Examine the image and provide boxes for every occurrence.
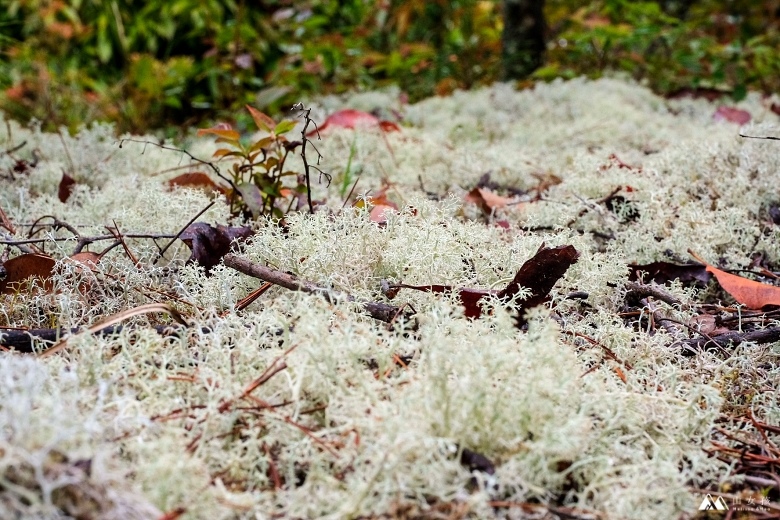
[0,0,778,134]
[543,0,780,100]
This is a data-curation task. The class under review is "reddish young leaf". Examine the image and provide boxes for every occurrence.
[0,253,56,294]
[308,109,401,137]
[167,172,226,195]
[713,106,751,125]
[58,173,77,202]
[246,105,276,133]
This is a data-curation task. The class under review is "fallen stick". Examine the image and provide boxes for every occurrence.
[677,326,780,355]
[0,324,207,353]
[223,254,411,324]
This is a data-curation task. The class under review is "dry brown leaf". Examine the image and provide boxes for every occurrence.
[0,253,55,294]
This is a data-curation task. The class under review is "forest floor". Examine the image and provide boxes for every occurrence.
[1,77,780,519]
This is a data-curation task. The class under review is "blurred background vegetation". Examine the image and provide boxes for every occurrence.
[0,0,778,134]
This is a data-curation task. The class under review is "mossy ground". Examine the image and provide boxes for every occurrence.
[1,77,779,519]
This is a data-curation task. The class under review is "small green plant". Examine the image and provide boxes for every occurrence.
[198,106,306,220]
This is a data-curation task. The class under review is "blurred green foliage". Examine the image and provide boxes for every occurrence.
[0,0,778,134]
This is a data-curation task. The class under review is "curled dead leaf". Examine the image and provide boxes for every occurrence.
[180,223,254,274]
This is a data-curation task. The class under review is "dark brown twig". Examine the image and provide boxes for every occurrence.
[223,254,413,324]
[0,325,210,353]
[155,200,216,263]
[678,326,780,354]
[292,103,331,214]
[0,233,177,246]
[117,138,239,193]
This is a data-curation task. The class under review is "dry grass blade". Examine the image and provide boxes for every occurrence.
[39,303,188,358]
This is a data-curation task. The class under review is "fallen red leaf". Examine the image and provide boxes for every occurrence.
[713,106,751,125]
[354,184,399,223]
[369,204,396,224]
[308,109,400,137]
[690,250,780,309]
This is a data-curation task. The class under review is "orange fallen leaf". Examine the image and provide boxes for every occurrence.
[690,249,780,309]
[167,172,226,195]
[354,184,399,223]
[464,187,512,214]
[69,251,102,269]
[369,204,397,224]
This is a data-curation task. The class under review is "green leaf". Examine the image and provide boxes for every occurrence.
[274,120,297,135]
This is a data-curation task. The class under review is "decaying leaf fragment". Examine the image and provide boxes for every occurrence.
[628,261,711,285]
[386,244,579,322]
[180,223,254,274]
[713,106,751,125]
[499,244,580,325]
[58,173,77,202]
